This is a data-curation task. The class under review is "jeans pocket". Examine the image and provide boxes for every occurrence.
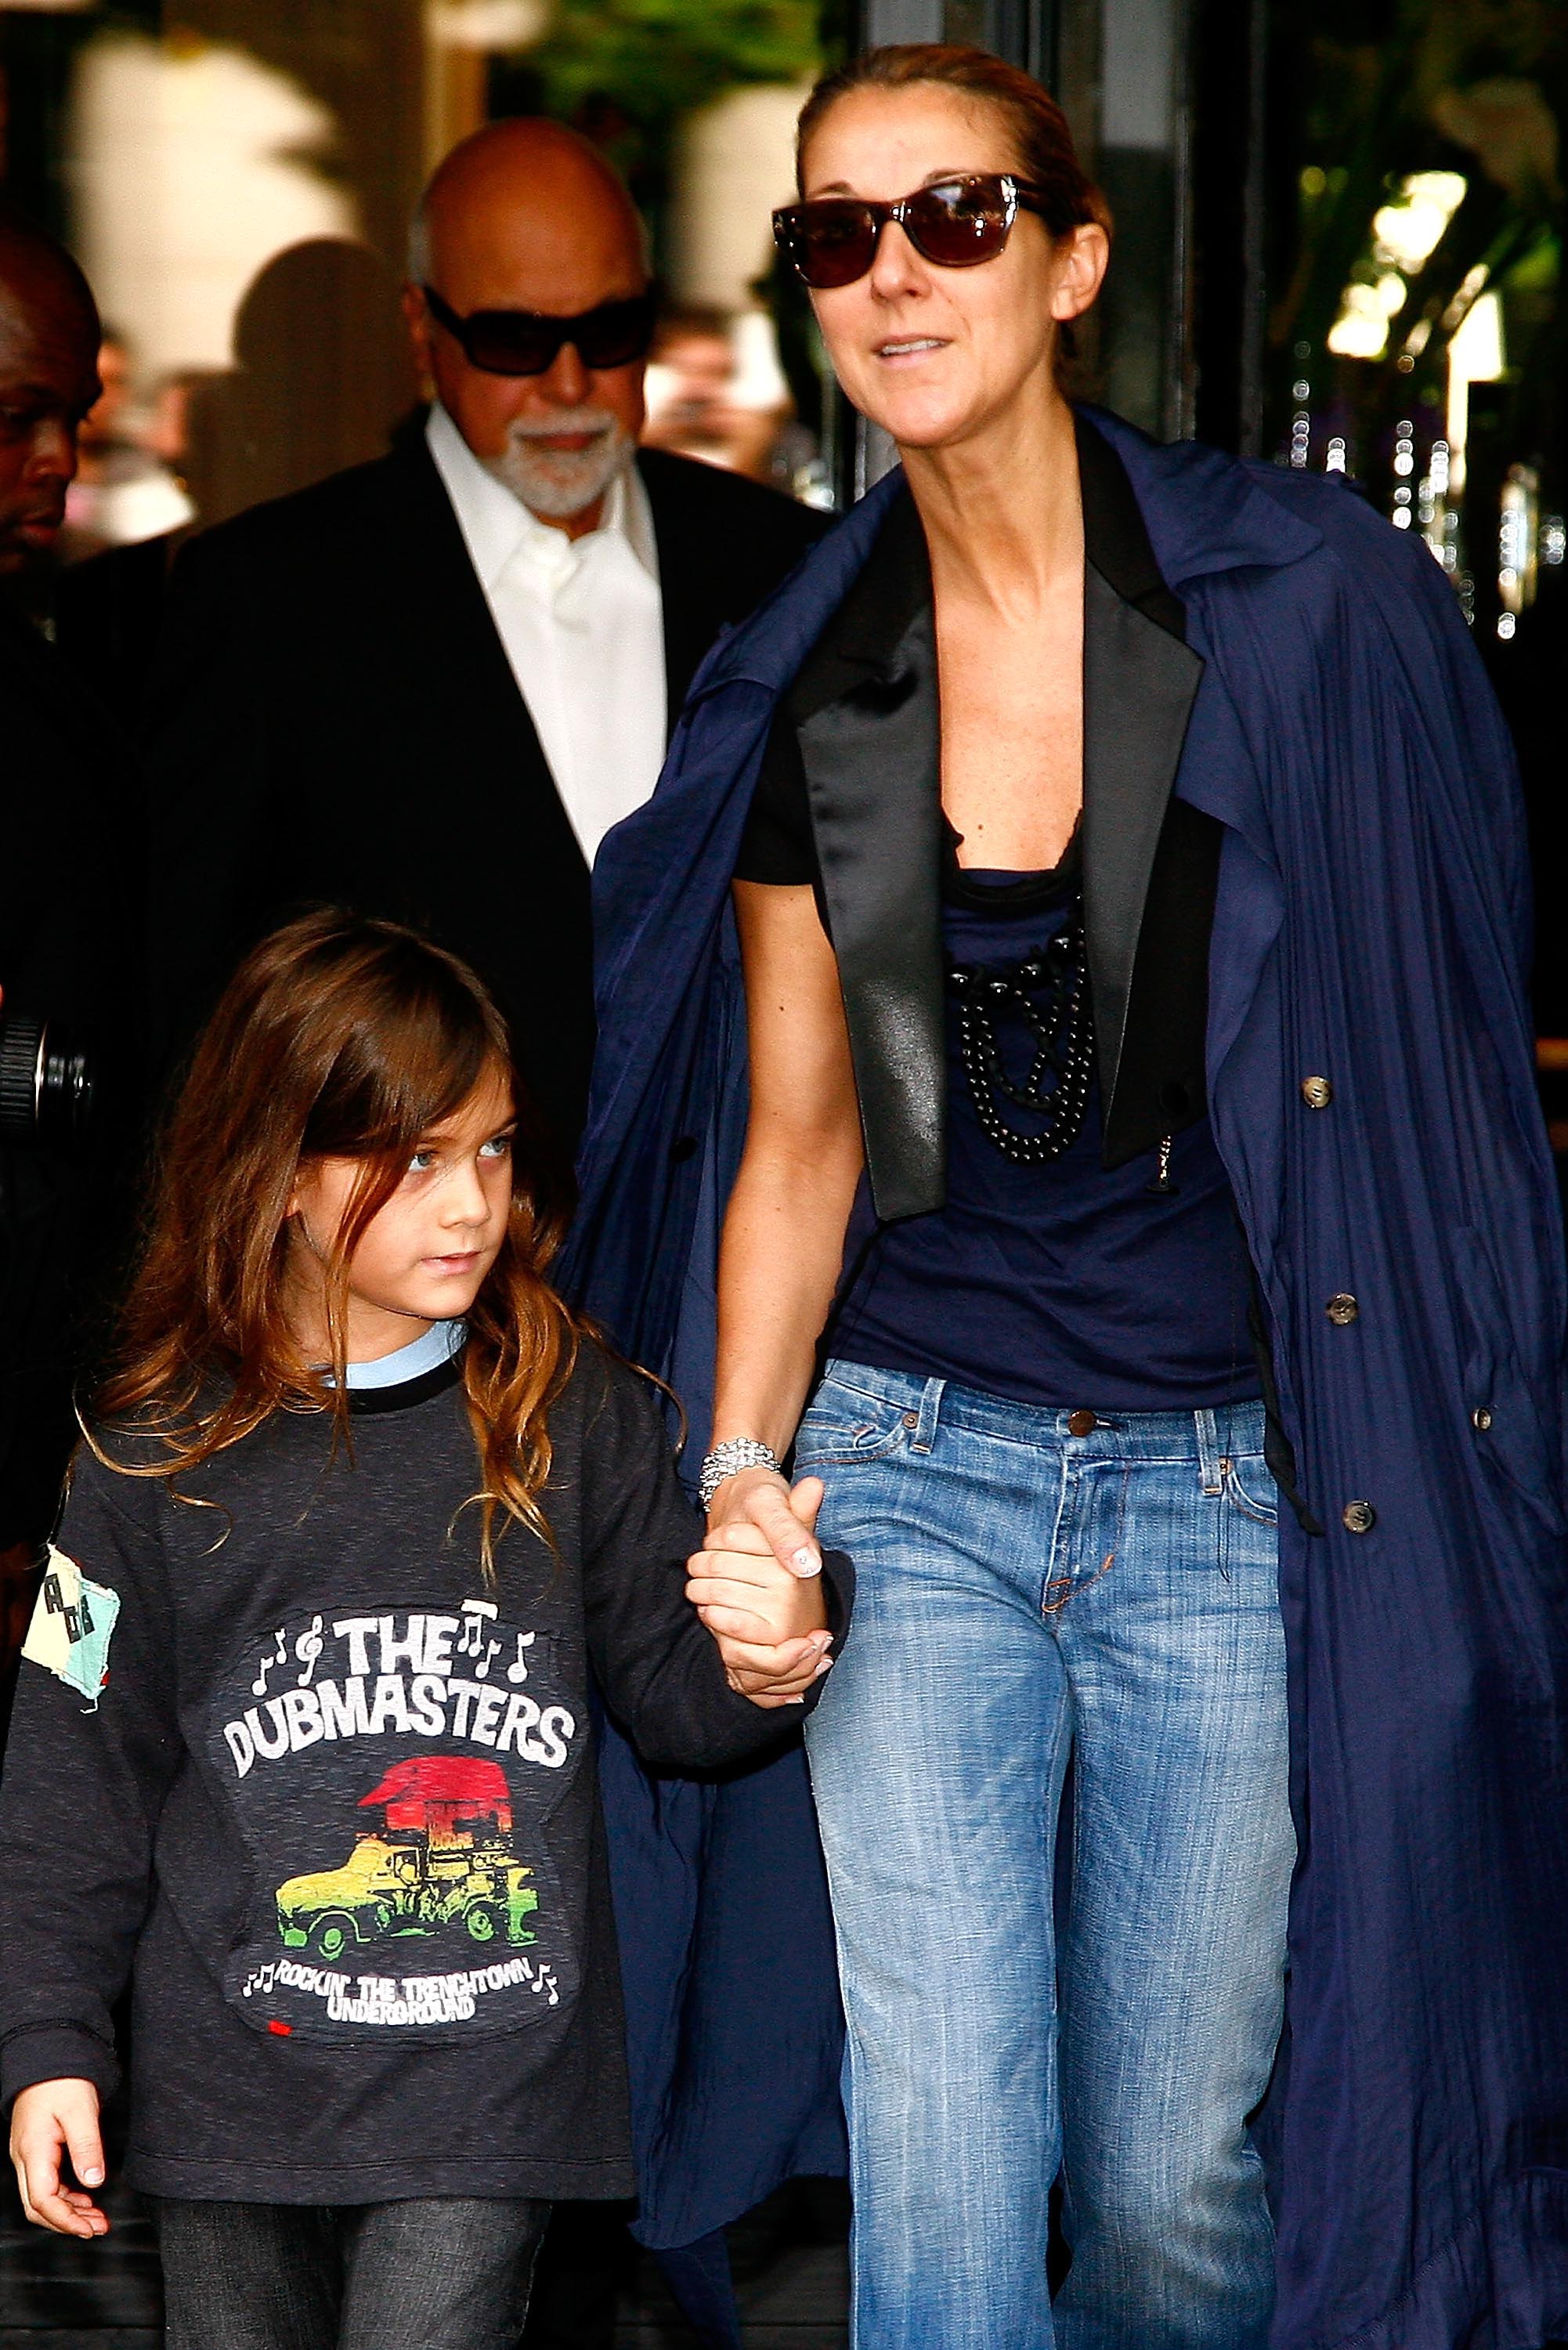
[1221,1450,1279,1527]
[793,1379,909,1470]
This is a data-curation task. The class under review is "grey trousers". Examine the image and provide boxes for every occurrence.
[154,2194,550,2350]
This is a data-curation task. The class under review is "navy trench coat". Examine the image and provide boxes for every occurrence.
[565,409,1568,2348]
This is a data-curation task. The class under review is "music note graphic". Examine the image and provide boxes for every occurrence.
[473,1637,504,1681]
[294,1615,325,1688]
[457,1599,498,1658]
[506,1632,536,1685]
[251,1628,287,1696]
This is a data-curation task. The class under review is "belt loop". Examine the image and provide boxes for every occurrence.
[1194,1408,1223,1495]
[912,1378,945,1455]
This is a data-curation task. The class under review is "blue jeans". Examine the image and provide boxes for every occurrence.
[798,1365,1294,2350]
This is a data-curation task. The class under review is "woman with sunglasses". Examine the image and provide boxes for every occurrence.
[716,52,1288,2350]
[569,39,1568,2350]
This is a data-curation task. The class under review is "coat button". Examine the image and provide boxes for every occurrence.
[1326,1293,1359,1325]
[1068,1409,1098,1437]
[1342,1499,1377,1534]
[1301,1076,1334,1109]
[1472,1405,1493,1431]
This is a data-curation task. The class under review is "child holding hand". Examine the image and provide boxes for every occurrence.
[0,910,845,2350]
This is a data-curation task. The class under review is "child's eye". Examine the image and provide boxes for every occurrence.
[406,1148,438,1174]
[479,1133,514,1160]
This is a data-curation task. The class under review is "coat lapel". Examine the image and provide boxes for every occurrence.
[1081,569,1205,1135]
[1076,414,1206,1148]
[789,490,945,1223]
[797,609,945,1224]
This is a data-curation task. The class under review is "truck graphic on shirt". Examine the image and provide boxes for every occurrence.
[275,1756,538,1963]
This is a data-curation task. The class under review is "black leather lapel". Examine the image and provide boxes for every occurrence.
[797,592,945,1224]
[1082,559,1204,1138]
[1106,796,1222,1165]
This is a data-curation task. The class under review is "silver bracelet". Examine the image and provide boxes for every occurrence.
[699,1438,780,1512]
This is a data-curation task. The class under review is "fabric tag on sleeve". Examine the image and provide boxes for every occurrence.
[22,1545,121,1711]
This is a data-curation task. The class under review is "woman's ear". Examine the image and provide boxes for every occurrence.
[1050,221,1110,322]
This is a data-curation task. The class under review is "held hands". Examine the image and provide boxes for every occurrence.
[688,1471,831,1708]
[10,2077,109,2236]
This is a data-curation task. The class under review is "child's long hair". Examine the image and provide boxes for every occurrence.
[96,909,583,1567]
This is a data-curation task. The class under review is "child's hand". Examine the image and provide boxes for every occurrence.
[10,2077,109,2236]
[688,1477,832,1709]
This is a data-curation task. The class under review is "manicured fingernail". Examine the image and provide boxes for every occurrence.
[813,1657,833,1678]
[787,1693,806,1704]
[792,1548,821,1576]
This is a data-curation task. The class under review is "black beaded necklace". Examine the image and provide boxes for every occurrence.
[947,907,1094,1164]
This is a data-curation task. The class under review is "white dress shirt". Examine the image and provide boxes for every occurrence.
[426,402,667,866]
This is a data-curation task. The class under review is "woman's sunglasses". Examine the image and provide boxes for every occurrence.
[421,284,657,377]
[772,173,1053,291]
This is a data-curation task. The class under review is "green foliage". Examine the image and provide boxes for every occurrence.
[527,0,822,136]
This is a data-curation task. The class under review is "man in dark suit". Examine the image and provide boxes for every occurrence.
[144,119,826,1151]
[0,212,141,1665]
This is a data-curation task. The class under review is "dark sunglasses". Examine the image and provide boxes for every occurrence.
[773,172,1053,290]
[421,284,657,376]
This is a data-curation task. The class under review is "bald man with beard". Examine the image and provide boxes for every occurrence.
[0,213,141,1636]
[143,121,826,1156]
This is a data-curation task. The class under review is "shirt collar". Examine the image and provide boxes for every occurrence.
[425,401,658,592]
[334,1318,467,1392]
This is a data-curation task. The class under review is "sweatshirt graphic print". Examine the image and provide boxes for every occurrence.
[217,1596,581,2042]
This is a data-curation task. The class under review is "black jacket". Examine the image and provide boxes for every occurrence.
[747,415,1219,1217]
[0,604,143,1546]
[143,440,825,1152]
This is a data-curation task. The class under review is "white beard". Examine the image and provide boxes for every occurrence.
[482,408,633,520]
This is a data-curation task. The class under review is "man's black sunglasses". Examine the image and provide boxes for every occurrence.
[421,284,657,377]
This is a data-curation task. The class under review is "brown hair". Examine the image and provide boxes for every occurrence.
[795,43,1111,242]
[94,909,583,1572]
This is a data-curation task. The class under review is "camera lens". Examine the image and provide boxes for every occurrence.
[0,1015,96,1145]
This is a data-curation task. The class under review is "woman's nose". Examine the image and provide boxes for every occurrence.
[867,219,927,301]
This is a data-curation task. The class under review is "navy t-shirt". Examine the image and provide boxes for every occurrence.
[736,787,1259,1413]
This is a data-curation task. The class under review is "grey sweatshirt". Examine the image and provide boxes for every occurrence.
[0,1341,848,2204]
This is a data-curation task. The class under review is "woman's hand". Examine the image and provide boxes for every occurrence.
[10,2077,109,2236]
[688,1477,832,1708]
[705,1462,823,1577]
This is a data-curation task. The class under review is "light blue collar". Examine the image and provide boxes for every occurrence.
[338,1319,466,1391]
